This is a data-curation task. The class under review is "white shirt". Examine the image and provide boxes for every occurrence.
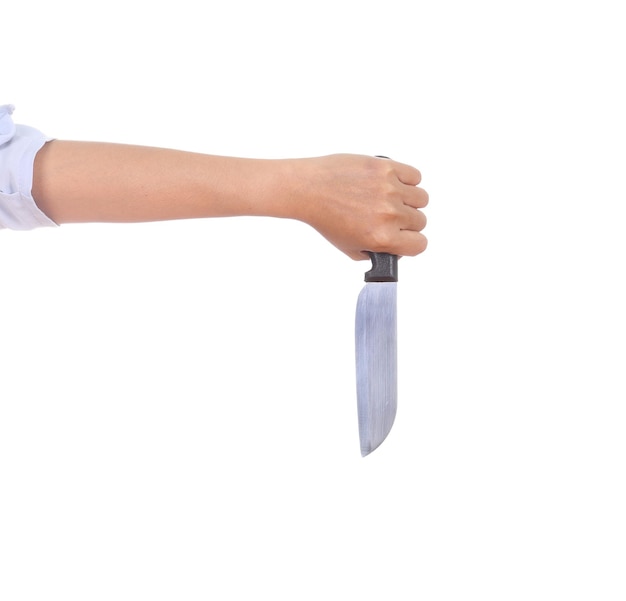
[0,104,57,230]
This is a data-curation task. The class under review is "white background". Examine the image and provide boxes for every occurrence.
[2,1,625,599]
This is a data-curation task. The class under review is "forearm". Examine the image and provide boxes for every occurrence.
[32,140,300,224]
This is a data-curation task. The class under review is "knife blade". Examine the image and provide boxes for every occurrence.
[355,251,398,456]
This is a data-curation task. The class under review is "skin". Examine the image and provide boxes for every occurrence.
[32,141,428,260]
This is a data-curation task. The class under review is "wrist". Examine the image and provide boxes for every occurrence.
[259,158,315,223]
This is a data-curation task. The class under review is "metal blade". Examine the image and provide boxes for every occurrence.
[355,281,397,456]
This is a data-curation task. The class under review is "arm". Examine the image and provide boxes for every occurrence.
[32,141,428,260]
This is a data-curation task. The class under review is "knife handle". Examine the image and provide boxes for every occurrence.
[365,252,398,282]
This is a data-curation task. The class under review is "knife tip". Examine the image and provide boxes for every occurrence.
[360,440,382,457]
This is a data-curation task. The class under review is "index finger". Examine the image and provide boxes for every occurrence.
[393,161,422,186]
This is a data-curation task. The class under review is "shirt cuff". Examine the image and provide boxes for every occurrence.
[0,104,58,230]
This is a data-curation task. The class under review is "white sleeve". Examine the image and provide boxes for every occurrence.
[0,104,58,230]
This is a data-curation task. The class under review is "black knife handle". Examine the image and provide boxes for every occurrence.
[365,252,398,282]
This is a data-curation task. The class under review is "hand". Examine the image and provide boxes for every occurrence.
[288,154,428,260]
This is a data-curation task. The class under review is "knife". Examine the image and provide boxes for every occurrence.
[355,251,398,456]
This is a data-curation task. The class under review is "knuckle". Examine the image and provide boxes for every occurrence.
[368,227,396,252]
[381,199,400,222]
[366,156,396,183]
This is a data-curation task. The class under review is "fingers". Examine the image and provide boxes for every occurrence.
[401,184,429,209]
[353,206,426,260]
[397,230,428,256]
[355,229,427,260]
[393,163,429,209]
[374,228,428,258]
[371,158,428,256]
[375,157,428,208]
[393,161,422,187]
[401,206,427,233]
[375,156,421,184]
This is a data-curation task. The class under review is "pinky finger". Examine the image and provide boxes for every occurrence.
[395,230,428,257]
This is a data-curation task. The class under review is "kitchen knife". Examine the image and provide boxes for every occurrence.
[355,251,398,456]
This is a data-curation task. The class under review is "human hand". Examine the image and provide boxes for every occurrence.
[287,154,428,260]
